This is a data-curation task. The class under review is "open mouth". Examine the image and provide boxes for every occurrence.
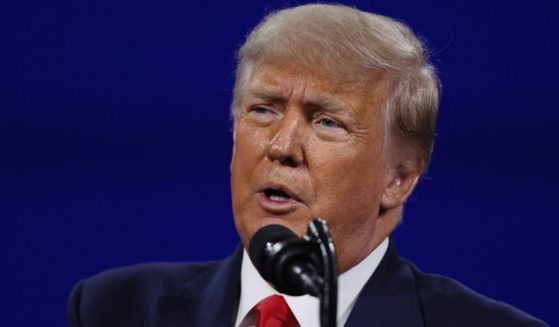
[264,188,292,202]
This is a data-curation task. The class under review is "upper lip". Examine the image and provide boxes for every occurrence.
[258,182,304,203]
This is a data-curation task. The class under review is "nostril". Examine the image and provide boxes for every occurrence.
[266,144,299,167]
[278,157,297,167]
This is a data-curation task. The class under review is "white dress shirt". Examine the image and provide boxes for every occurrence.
[235,238,389,327]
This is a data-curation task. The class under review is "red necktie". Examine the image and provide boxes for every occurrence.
[253,294,299,327]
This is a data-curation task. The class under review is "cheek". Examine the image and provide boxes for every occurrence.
[232,127,263,170]
[231,127,264,245]
[230,124,270,210]
[311,143,386,221]
[236,122,269,155]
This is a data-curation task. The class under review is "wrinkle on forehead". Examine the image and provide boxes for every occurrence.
[246,83,357,118]
[245,61,381,109]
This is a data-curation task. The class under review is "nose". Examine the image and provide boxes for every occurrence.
[266,111,305,167]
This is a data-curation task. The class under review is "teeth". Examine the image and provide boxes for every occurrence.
[269,194,289,201]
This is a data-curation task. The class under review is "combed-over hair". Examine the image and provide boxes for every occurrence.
[232,4,440,169]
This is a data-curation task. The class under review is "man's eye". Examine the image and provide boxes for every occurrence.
[317,117,342,129]
[251,106,271,114]
[246,106,278,125]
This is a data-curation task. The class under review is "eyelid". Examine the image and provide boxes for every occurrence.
[247,105,276,114]
[313,113,346,129]
[245,105,282,127]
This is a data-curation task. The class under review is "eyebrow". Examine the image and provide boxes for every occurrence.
[305,93,350,113]
[246,87,352,114]
[246,88,285,103]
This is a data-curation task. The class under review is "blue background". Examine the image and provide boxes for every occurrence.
[2,0,558,325]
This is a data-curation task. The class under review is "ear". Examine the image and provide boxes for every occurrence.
[380,157,424,211]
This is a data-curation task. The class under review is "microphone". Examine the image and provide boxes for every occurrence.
[248,224,324,297]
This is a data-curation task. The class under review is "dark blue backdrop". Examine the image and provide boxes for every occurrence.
[2,0,557,326]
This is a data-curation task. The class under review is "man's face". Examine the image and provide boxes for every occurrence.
[230,60,394,272]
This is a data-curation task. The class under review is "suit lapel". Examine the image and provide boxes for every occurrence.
[153,246,243,327]
[345,239,424,327]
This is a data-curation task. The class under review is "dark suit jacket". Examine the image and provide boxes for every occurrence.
[67,241,548,326]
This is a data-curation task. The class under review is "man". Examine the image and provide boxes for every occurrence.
[67,4,548,326]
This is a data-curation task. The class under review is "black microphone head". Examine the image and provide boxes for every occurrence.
[248,224,323,296]
[248,224,296,276]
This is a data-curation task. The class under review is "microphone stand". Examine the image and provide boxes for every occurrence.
[305,219,338,327]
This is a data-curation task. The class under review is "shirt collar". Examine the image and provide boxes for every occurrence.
[235,238,389,327]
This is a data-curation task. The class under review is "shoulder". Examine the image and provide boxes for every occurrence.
[67,260,222,327]
[405,260,548,327]
[77,261,219,296]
